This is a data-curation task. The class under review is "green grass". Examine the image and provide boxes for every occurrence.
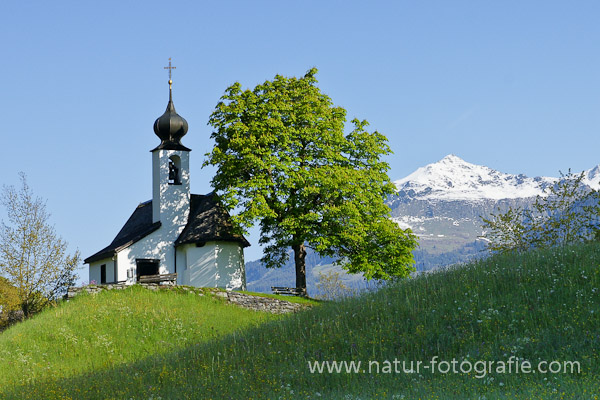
[0,286,277,395]
[1,243,599,399]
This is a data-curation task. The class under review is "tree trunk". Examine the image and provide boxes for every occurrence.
[292,242,308,297]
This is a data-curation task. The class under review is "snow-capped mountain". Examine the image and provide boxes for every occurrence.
[387,155,600,271]
[394,154,600,202]
[394,154,556,201]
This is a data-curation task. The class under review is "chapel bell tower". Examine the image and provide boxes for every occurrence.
[151,59,191,227]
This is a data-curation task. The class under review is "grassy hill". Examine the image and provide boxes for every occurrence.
[1,243,599,399]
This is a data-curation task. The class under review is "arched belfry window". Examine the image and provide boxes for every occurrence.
[168,155,182,185]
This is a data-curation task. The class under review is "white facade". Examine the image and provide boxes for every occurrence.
[178,242,246,289]
[88,259,116,284]
[89,239,246,290]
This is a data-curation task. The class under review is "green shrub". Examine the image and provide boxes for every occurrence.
[481,170,600,253]
[0,277,20,329]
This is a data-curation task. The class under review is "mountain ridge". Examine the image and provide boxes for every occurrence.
[395,154,553,201]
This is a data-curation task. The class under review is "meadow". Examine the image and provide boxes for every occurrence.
[0,243,599,399]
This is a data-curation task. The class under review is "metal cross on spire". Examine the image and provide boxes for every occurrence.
[164,57,176,90]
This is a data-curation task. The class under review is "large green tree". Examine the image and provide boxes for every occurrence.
[205,68,417,295]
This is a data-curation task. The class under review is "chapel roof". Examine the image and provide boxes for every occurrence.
[84,194,249,264]
[175,194,250,247]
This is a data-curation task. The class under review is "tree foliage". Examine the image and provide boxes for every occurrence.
[0,173,80,316]
[0,276,20,329]
[205,68,417,293]
[481,171,600,253]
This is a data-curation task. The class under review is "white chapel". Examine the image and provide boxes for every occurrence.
[84,67,249,290]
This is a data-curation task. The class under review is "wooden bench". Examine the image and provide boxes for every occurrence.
[271,286,305,296]
[138,273,177,284]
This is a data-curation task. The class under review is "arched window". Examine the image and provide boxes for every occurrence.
[168,155,182,185]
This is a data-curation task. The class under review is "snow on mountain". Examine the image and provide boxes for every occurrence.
[394,155,556,201]
[584,165,600,189]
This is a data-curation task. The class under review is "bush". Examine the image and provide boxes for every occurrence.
[481,170,600,253]
[315,270,357,300]
[0,277,20,330]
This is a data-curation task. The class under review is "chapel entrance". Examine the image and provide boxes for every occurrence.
[136,259,160,281]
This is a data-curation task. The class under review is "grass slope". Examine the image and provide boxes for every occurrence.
[1,243,600,399]
[0,286,277,395]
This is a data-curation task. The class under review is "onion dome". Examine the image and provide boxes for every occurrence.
[152,78,191,151]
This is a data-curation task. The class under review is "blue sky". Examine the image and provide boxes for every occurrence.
[1,1,599,279]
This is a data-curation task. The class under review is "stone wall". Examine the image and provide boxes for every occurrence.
[65,282,172,299]
[65,284,311,314]
[218,291,309,314]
